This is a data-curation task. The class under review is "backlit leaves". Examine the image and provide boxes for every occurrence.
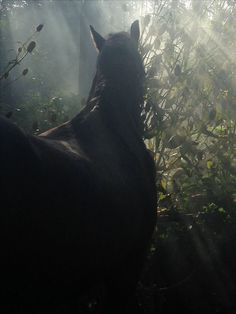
[142,0,236,215]
[27,41,36,53]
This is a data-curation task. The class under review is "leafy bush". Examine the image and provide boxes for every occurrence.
[139,3,236,311]
[141,0,236,217]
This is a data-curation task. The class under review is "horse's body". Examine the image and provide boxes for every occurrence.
[0,21,156,313]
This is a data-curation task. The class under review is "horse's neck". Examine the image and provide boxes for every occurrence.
[99,82,143,137]
[41,80,145,159]
[96,84,146,161]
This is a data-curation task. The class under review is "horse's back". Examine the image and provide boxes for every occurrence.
[0,107,156,311]
[0,116,102,309]
[0,116,39,200]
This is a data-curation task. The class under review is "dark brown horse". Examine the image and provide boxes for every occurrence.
[0,21,156,313]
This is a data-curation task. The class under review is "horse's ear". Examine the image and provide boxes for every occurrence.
[90,25,105,52]
[130,20,140,44]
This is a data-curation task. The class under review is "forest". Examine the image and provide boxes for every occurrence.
[1,0,236,313]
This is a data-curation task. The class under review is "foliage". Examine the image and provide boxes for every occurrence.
[138,2,236,311]
[140,0,236,218]
[0,93,81,133]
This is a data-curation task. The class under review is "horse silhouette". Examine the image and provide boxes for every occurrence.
[0,21,156,313]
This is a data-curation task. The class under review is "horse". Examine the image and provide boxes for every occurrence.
[0,20,157,313]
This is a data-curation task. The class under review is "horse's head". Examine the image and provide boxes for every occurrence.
[90,20,145,89]
[88,21,145,136]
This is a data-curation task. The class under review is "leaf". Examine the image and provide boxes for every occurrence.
[27,41,36,53]
[207,160,214,169]
[22,68,28,76]
[218,207,225,213]
[159,192,167,201]
[36,24,44,32]
[160,178,167,191]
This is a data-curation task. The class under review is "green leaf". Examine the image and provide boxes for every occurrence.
[218,207,225,213]
[207,160,214,169]
[160,178,167,191]
[159,192,167,200]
